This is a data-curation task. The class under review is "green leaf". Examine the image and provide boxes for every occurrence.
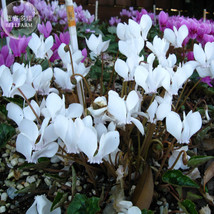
[162,170,200,188]
[0,123,16,148]
[67,194,100,214]
[188,155,214,168]
[186,192,202,201]
[51,192,68,211]
[179,199,198,214]
[108,26,116,34]
[0,104,7,118]
[141,209,154,214]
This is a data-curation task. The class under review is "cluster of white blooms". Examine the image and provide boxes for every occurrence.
[0,14,209,171]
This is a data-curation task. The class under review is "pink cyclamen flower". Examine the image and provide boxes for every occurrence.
[38,21,52,38]
[0,46,14,67]
[201,76,213,87]
[9,35,31,57]
[158,11,169,31]
[81,48,87,63]
[50,32,70,62]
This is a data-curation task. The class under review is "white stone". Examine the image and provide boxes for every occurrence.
[0,206,6,213]
[65,182,72,187]
[16,184,24,190]
[26,176,36,184]
[1,193,7,201]
[11,158,18,167]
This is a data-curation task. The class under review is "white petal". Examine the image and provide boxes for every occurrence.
[129,19,141,38]
[85,34,99,54]
[45,36,54,52]
[31,142,59,163]
[23,100,40,121]
[147,100,158,123]
[140,14,152,40]
[16,134,33,162]
[193,44,206,65]
[107,90,126,124]
[34,195,61,214]
[166,111,182,141]
[115,59,129,80]
[0,66,12,97]
[116,23,126,40]
[127,206,141,214]
[46,93,64,118]
[77,127,97,161]
[54,115,68,141]
[130,117,144,135]
[11,83,36,99]
[126,90,139,112]
[186,111,202,139]
[164,28,176,46]
[134,66,149,92]
[6,103,23,125]
[19,119,38,142]
[96,131,120,162]
[204,42,214,62]
[177,25,188,47]
[156,103,171,121]
[95,123,107,140]
[43,124,58,143]
[66,103,83,118]
[54,68,74,90]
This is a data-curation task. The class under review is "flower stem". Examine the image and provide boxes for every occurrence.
[17,87,41,124]
[100,52,104,95]
[177,78,201,112]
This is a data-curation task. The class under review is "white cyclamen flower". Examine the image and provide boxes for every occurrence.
[193,42,214,78]
[107,90,144,135]
[134,56,170,94]
[28,33,53,59]
[16,119,58,163]
[26,195,61,214]
[164,25,188,48]
[166,110,202,144]
[77,123,120,164]
[85,34,110,57]
[168,146,190,170]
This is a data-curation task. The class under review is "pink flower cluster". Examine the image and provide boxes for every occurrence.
[158,11,214,46]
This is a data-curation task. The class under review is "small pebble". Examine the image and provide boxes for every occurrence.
[0,206,6,213]
[1,193,8,201]
[16,184,24,190]
[24,182,30,187]
[7,170,14,179]
[65,182,72,187]
[5,204,10,208]
[18,158,25,164]
[76,180,80,186]
[44,178,52,186]
[68,196,72,201]
[92,189,96,195]
[22,171,30,176]
[11,158,18,167]
[76,186,82,192]
[26,176,36,184]
[2,153,8,158]
[10,205,15,210]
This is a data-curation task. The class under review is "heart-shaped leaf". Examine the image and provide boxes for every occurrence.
[179,199,198,214]
[162,170,200,188]
[188,156,214,168]
[0,123,16,148]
